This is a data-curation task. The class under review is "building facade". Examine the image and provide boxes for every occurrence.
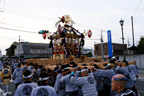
[94,42,127,57]
[6,42,52,59]
[82,48,93,54]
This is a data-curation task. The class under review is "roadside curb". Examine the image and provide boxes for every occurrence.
[138,74,144,81]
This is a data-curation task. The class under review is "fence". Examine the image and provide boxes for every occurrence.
[119,54,144,73]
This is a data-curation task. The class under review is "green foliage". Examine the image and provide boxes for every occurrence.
[7,42,17,56]
[137,36,144,54]
[84,52,93,57]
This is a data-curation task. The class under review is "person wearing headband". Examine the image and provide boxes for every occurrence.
[92,64,104,96]
[125,61,138,96]
[1,62,11,95]
[70,67,98,96]
[60,65,78,96]
[70,62,82,96]
[80,68,89,77]
[36,65,43,75]
[115,56,121,63]
[115,61,138,95]
[69,62,80,77]
[61,65,70,76]
[54,66,66,96]
[31,72,58,96]
[14,70,38,96]
[93,64,115,96]
[27,62,34,72]
[128,62,138,96]
[111,74,136,96]
[54,66,61,75]
[12,63,27,89]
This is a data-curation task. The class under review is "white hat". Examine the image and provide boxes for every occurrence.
[112,56,116,59]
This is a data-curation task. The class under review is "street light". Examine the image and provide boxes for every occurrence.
[119,19,126,61]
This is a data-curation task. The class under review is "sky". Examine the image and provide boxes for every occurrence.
[0,0,144,55]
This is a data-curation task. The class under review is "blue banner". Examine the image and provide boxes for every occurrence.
[107,30,113,58]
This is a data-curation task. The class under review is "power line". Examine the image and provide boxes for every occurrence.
[0,26,129,41]
[1,8,55,21]
[1,8,108,35]
[1,8,104,32]
[0,21,56,30]
[139,5,144,15]
[4,9,103,31]
[0,26,38,34]
[0,8,130,40]
[133,0,143,16]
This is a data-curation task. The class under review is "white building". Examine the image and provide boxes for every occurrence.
[14,42,52,58]
[6,42,52,58]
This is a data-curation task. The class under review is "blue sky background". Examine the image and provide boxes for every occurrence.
[0,0,144,55]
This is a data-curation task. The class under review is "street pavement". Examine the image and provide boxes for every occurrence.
[136,74,144,96]
[9,80,15,96]
[0,80,15,96]
[0,74,144,96]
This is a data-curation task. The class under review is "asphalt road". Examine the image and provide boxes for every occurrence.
[0,81,15,96]
[136,80,144,96]
[0,79,144,96]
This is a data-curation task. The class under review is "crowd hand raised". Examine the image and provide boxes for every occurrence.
[132,60,136,65]
[68,67,76,73]
[89,61,95,65]
[102,62,107,66]
[79,66,84,70]
[89,66,95,72]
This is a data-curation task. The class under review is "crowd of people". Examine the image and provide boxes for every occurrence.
[0,57,139,96]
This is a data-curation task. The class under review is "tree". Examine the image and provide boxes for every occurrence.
[6,42,17,57]
[86,52,93,57]
[137,36,144,54]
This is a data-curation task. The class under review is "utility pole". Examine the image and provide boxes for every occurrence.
[101,30,104,60]
[18,35,20,60]
[127,38,131,48]
[131,16,135,54]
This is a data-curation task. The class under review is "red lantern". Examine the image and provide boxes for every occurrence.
[61,16,65,23]
[88,30,92,38]
[42,33,46,39]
